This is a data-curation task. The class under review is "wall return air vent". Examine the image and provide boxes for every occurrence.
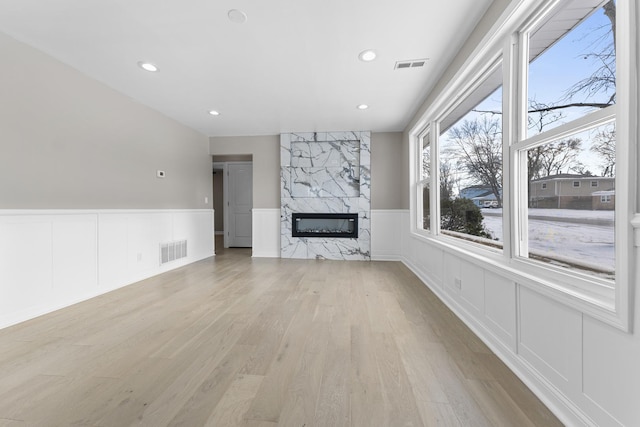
[394,58,429,70]
[160,240,187,265]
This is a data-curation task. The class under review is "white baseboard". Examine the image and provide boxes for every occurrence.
[251,251,280,258]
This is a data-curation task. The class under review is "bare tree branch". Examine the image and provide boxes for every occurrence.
[448,117,503,206]
[563,0,616,104]
[528,102,613,113]
[591,127,616,177]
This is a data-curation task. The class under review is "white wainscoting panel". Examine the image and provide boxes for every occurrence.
[97,213,130,289]
[0,209,214,329]
[460,260,484,316]
[410,238,442,287]
[443,251,461,294]
[173,210,215,260]
[582,316,637,427]
[518,286,583,394]
[371,210,403,260]
[252,209,280,258]
[400,211,413,268]
[483,271,517,351]
[422,244,445,287]
[0,217,55,320]
[52,215,98,296]
[406,232,422,268]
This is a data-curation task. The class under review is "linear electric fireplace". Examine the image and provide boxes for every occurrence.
[292,213,358,238]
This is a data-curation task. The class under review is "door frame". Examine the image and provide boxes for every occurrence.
[212,162,225,238]
[222,161,253,248]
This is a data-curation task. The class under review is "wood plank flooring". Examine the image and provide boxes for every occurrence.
[0,244,563,426]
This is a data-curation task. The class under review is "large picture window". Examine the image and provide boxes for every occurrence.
[527,0,616,137]
[412,0,631,325]
[517,0,616,280]
[438,66,503,248]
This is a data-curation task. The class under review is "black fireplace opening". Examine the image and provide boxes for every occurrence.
[292,213,358,238]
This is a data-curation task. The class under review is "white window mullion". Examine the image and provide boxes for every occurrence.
[516,27,530,259]
[502,34,518,260]
[431,122,441,235]
[415,132,422,231]
[515,147,530,258]
[513,106,616,152]
[414,131,424,232]
[611,0,636,330]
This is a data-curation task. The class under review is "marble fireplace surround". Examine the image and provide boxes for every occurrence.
[280,131,371,260]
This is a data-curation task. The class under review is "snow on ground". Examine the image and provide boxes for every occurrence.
[482,208,614,221]
[480,208,614,274]
[527,208,614,220]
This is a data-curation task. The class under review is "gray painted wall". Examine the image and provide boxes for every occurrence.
[399,131,411,210]
[210,132,405,210]
[371,132,404,209]
[0,33,212,209]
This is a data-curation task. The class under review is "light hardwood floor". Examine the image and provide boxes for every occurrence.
[0,243,562,426]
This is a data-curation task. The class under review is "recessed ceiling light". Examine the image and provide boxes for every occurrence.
[228,9,247,24]
[208,110,220,116]
[137,61,158,72]
[357,104,369,110]
[358,50,377,62]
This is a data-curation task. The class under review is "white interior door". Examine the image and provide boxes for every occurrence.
[227,162,253,247]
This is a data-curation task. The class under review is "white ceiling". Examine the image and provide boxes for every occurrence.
[0,0,493,137]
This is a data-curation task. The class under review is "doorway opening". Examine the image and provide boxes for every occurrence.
[212,155,253,251]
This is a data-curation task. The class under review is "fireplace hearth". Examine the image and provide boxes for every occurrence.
[292,213,358,238]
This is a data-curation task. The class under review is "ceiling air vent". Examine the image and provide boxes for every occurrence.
[394,58,429,70]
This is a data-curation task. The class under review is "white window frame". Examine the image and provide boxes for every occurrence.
[416,127,432,232]
[436,58,504,250]
[409,0,637,331]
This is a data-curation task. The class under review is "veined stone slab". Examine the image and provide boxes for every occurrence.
[280,131,371,260]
